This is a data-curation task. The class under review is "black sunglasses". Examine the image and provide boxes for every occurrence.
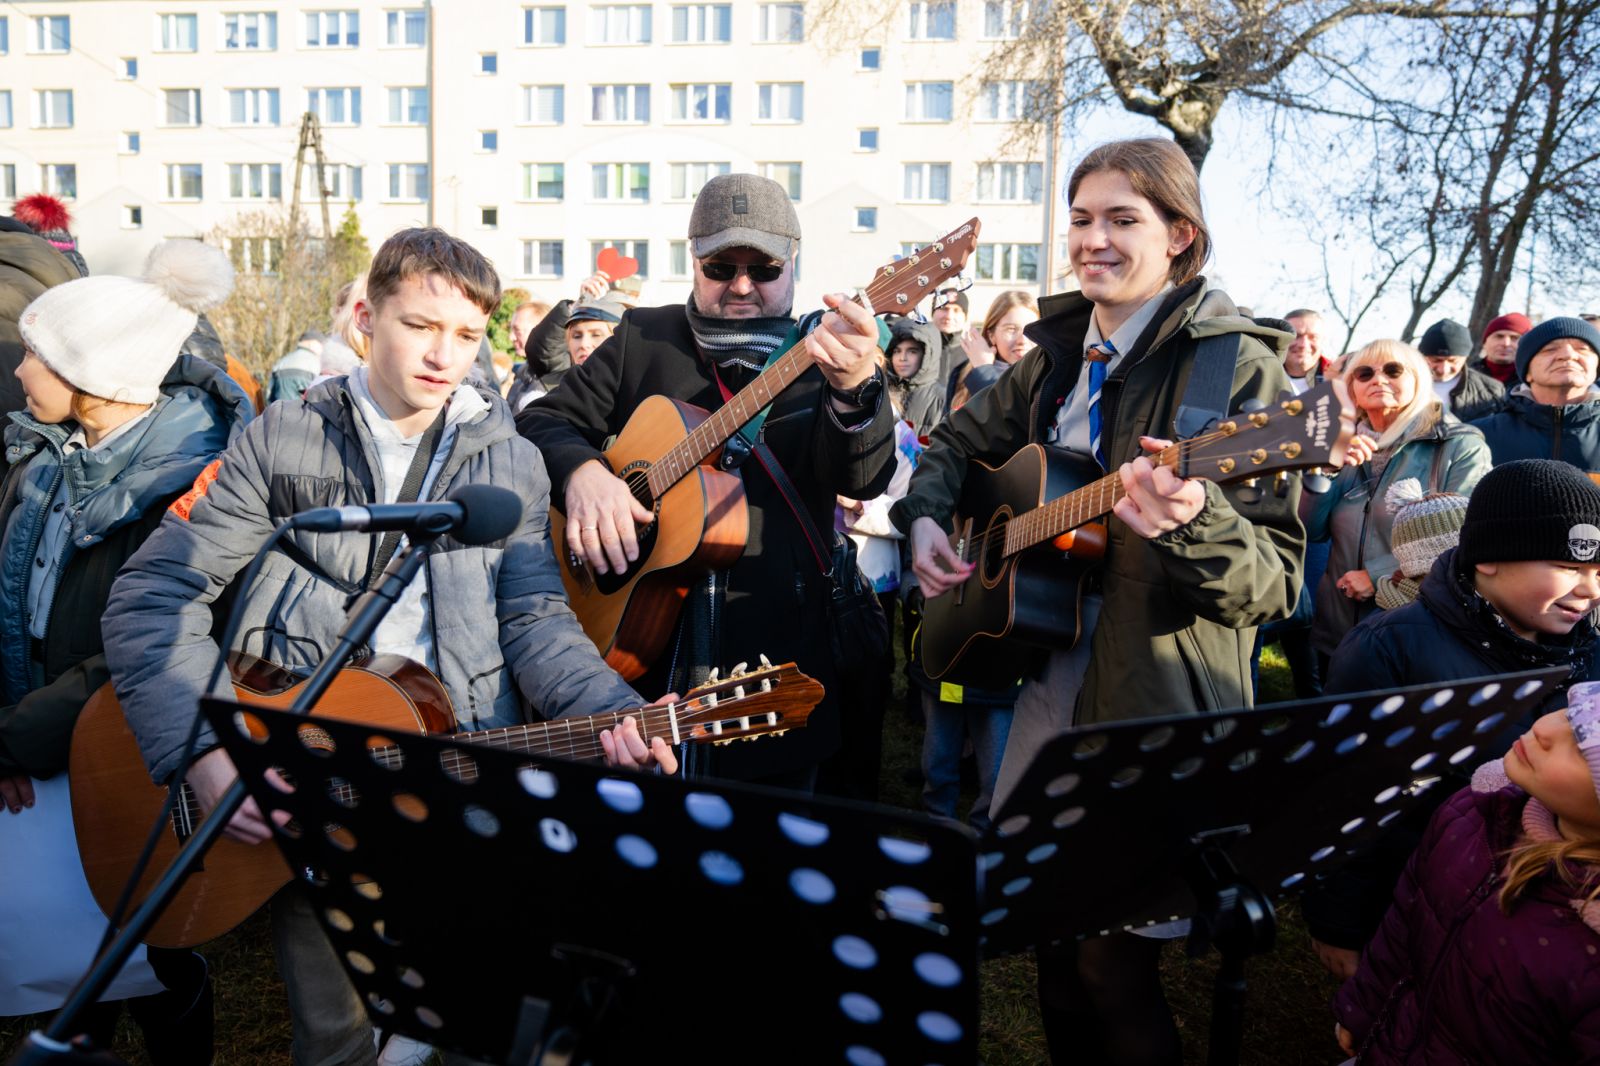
[1352,362,1407,382]
[700,260,784,283]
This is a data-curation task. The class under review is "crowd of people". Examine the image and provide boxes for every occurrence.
[2,141,1599,1065]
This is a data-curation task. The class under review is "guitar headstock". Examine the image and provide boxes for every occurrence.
[1175,378,1356,489]
[861,218,981,316]
[675,658,825,746]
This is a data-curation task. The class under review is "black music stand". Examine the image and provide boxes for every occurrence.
[977,668,1566,1065]
[202,700,981,1066]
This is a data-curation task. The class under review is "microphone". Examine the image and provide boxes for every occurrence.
[290,484,523,545]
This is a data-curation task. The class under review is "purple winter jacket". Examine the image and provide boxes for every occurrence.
[1335,786,1600,1063]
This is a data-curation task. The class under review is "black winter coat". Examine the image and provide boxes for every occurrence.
[516,303,897,779]
[1443,365,1504,423]
[1471,389,1600,470]
[507,299,575,409]
[1303,547,1600,950]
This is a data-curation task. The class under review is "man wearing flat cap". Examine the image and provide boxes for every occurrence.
[517,173,896,788]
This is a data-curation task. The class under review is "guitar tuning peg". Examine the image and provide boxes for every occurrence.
[707,667,720,683]
[758,653,773,669]
[730,661,749,678]
[1303,467,1333,494]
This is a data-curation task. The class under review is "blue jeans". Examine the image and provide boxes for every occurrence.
[920,689,1012,831]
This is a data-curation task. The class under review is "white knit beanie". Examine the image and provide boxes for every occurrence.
[18,240,234,405]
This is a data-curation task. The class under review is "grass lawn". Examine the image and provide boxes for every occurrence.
[4,645,1349,1064]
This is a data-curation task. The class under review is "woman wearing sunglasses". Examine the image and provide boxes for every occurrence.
[1302,339,1491,669]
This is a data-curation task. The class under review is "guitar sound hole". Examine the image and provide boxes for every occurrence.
[979,516,1008,583]
[589,468,660,595]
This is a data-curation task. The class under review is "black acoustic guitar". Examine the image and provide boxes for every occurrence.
[919,380,1356,688]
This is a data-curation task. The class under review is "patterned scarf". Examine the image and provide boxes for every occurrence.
[685,296,795,377]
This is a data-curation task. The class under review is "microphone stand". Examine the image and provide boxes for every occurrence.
[11,535,441,1066]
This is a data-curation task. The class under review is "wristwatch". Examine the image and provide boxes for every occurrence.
[829,372,884,409]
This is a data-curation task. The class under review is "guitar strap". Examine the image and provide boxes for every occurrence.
[1173,332,1243,440]
[364,408,448,590]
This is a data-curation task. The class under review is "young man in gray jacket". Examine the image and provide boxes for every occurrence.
[104,228,672,1066]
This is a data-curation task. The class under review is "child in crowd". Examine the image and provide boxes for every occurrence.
[1371,478,1469,609]
[1334,686,1600,1061]
[882,315,945,437]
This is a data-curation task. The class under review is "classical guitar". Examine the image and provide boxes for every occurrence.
[555,219,981,679]
[69,654,822,948]
[919,379,1357,688]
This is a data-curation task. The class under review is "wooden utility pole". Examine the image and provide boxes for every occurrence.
[288,111,333,238]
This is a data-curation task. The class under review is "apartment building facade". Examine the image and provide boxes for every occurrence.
[0,0,1066,311]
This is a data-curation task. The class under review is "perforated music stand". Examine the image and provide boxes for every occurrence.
[202,699,981,1066]
[978,667,1566,1065]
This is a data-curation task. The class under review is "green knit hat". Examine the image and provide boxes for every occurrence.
[1375,478,1469,609]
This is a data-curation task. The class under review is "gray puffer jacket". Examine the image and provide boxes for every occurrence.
[105,376,642,785]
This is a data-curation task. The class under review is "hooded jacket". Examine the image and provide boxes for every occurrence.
[891,279,1304,725]
[0,355,254,775]
[507,298,576,409]
[884,316,945,436]
[1471,386,1600,470]
[0,231,81,420]
[104,376,642,785]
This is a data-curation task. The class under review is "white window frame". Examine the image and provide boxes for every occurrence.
[591,163,651,203]
[756,82,803,123]
[904,80,954,122]
[520,163,565,202]
[28,90,71,132]
[165,163,203,201]
[386,163,429,202]
[857,127,879,152]
[590,240,649,279]
[521,85,565,124]
[479,130,499,152]
[758,161,802,200]
[228,162,283,201]
[980,79,1043,121]
[976,161,1044,203]
[975,241,1041,283]
[229,236,283,276]
[0,91,14,130]
[982,0,1033,39]
[521,239,565,279]
[521,5,566,45]
[859,46,881,70]
[119,57,139,80]
[589,84,650,124]
[668,240,691,279]
[755,3,803,42]
[589,4,652,44]
[386,86,429,125]
[901,162,951,203]
[122,205,144,229]
[162,88,202,128]
[907,1,955,40]
[305,10,359,48]
[227,88,280,127]
[308,87,362,126]
[480,207,499,229]
[309,162,363,202]
[384,8,427,47]
[31,15,70,54]
[670,83,731,123]
[479,52,498,74]
[221,12,278,51]
[157,13,198,52]
[0,16,9,56]
[669,4,731,43]
[669,161,731,201]
[120,130,142,154]
[853,207,879,233]
[0,165,15,201]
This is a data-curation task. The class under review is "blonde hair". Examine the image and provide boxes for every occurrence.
[1499,835,1600,914]
[1343,338,1437,451]
[334,272,369,359]
[981,290,1040,348]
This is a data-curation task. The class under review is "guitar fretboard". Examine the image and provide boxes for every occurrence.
[1001,442,1183,556]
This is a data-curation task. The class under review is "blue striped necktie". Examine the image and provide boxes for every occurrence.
[1086,340,1116,470]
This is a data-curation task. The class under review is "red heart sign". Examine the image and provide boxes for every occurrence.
[596,247,639,282]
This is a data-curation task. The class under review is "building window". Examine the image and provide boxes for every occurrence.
[387,87,429,125]
[521,85,565,124]
[670,162,731,200]
[756,3,803,42]
[522,5,566,45]
[671,4,731,42]
[228,89,280,127]
[480,130,498,152]
[670,83,731,123]
[32,15,70,53]
[306,10,359,47]
[904,81,954,121]
[479,52,497,73]
[0,165,14,200]
[983,0,1032,38]
[480,207,499,229]
[591,163,650,202]
[308,87,361,126]
[229,163,283,200]
[980,79,1044,120]
[42,164,78,199]
[223,12,277,50]
[387,163,429,201]
[977,161,1044,203]
[590,84,650,123]
[121,131,141,154]
[158,13,198,52]
[164,89,202,127]
[668,240,690,278]
[0,92,12,129]
[229,236,283,275]
[857,128,879,151]
[33,90,74,129]
[591,241,649,278]
[123,205,143,229]
[119,57,139,79]
[521,163,565,201]
[859,47,881,69]
[0,17,8,55]
[902,162,950,202]
[756,82,803,122]
[522,239,565,278]
[165,163,203,200]
[975,242,1040,282]
[308,162,363,201]
[908,1,955,39]
[590,4,651,43]
[385,8,426,46]
[758,162,802,200]
[854,207,878,232]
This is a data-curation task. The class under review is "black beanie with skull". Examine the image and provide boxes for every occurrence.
[1458,459,1600,567]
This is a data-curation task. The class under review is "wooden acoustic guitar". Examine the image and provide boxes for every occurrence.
[554,219,981,679]
[919,379,1357,688]
[68,654,823,948]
